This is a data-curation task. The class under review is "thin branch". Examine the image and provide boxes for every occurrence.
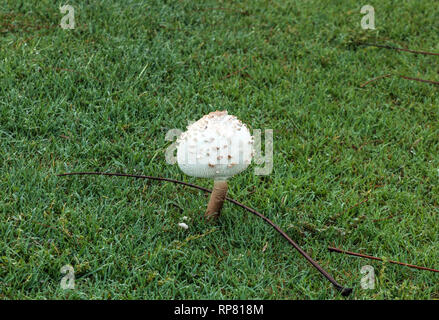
[360,73,439,87]
[360,74,392,87]
[57,171,353,296]
[329,197,369,224]
[359,43,439,56]
[222,66,248,80]
[194,7,250,15]
[399,75,439,86]
[373,37,409,50]
[328,247,439,273]
[372,214,396,223]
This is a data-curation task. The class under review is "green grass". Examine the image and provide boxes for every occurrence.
[1,0,439,299]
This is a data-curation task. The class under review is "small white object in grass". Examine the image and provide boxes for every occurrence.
[178,222,189,230]
[182,216,188,220]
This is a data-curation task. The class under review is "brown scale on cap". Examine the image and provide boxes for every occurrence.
[207,110,228,118]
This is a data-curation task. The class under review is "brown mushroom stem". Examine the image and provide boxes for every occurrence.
[205,180,228,221]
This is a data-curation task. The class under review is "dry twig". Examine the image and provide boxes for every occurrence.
[359,43,439,56]
[328,247,439,273]
[58,171,353,296]
[360,74,439,87]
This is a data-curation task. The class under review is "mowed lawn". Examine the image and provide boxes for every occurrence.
[1,0,438,299]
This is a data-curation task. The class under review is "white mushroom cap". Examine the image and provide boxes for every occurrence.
[176,110,254,180]
[178,222,189,230]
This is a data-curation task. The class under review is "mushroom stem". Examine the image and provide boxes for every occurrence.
[205,179,228,221]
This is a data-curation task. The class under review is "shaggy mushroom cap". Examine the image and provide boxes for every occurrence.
[176,110,254,180]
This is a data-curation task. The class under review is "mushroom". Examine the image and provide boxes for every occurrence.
[176,110,254,221]
[178,222,189,230]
